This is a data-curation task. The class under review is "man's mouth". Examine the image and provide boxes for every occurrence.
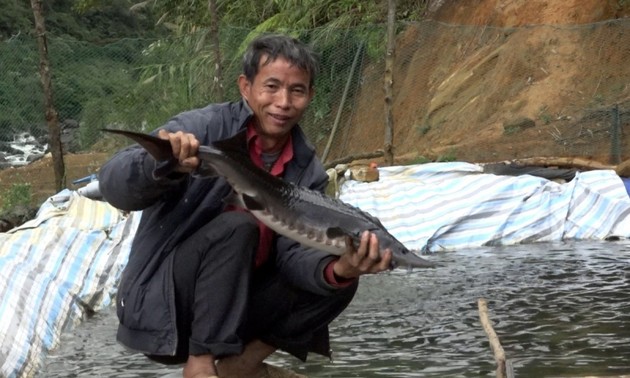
[269,113,291,124]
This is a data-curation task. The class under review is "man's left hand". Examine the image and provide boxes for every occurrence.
[332,231,392,280]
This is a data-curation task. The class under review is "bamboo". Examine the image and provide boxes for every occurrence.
[611,104,621,164]
[322,43,363,163]
[208,0,223,101]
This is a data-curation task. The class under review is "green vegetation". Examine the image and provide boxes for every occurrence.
[406,155,432,165]
[1,35,149,146]
[503,125,520,135]
[436,149,457,162]
[0,0,164,42]
[403,150,457,165]
[0,1,430,151]
[417,124,432,135]
[537,105,553,125]
[0,0,165,145]
[0,183,32,212]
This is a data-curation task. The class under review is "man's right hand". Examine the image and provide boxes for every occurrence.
[157,129,201,173]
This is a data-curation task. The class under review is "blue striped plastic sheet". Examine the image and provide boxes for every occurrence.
[339,162,630,253]
[0,190,139,378]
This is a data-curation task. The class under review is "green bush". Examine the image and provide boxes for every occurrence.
[1,183,32,212]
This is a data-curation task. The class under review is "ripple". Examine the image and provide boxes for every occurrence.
[40,241,630,377]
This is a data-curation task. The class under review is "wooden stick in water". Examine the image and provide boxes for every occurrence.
[478,298,507,378]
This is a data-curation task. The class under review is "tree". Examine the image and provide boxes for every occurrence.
[30,0,65,192]
[383,0,395,165]
[208,0,223,101]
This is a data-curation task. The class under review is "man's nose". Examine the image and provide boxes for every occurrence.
[275,88,291,108]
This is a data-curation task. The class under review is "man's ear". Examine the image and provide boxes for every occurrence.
[238,74,250,101]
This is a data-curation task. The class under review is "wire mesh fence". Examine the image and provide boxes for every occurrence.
[1,19,629,198]
[341,19,630,165]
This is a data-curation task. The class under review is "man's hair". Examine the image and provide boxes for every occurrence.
[242,34,319,87]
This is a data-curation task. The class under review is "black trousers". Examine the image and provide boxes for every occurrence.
[149,211,357,364]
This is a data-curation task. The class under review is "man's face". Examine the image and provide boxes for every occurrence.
[238,55,314,143]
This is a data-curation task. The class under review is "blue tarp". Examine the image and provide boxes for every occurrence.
[0,191,139,378]
[339,163,630,252]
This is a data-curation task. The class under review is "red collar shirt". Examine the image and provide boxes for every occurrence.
[245,123,294,268]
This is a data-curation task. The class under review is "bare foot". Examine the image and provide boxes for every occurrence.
[183,354,218,378]
[216,340,276,378]
[216,356,267,378]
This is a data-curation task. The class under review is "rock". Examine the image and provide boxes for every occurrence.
[0,204,38,232]
[62,119,80,130]
[27,153,45,163]
[61,120,81,153]
[349,162,380,182]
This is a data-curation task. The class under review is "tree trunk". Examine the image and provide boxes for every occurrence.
[509,157,613,171]
[383,0,396,166]
[30,0,65,192]
[208,0,223,101]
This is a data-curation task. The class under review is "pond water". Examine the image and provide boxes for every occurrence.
[41,241,630,377]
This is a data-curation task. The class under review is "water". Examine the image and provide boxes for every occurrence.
[0,132,47,167]
[41,241,630,377]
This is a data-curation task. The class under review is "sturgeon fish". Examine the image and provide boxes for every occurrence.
[104,128,434,270]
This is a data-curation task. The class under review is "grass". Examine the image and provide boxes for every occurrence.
[0,183,32,213]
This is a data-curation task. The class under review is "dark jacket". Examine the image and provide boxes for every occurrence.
[99,100,337,356]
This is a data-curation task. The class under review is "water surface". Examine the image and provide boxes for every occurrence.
[42,241,630,377]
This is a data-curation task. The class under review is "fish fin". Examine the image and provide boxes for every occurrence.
[326,227,348,239]
[193,154,221,178]
[154,160,180,177]
[241,194,265,211]
[212,130,249,158]
[102,128,174,162]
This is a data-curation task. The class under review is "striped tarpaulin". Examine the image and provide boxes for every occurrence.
[339,162,630,253]
[0,190,139,378]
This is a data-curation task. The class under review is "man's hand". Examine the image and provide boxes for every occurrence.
[332,231,392,280]
[157,129,200,173]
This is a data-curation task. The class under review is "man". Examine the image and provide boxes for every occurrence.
[99,34,391,378]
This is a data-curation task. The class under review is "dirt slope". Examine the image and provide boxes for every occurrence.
[434,0,625,26]
[342,0,630,164]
